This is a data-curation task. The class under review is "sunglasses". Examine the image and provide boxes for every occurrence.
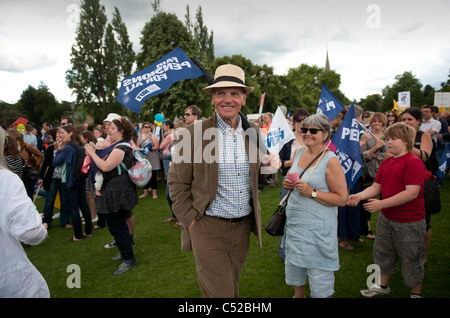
[300,127,323,134]
[184,113,192,117]
[143,126,151,128]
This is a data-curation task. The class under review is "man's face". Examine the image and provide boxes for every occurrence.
[60,119,68,126]
[184,108,198,125]
[421,108,432,120]
[212,88,246,125]
[263,114,271,125]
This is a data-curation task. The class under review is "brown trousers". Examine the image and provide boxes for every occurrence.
[190,214,253,298]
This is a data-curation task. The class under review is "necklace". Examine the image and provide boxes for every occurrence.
[305,148,328,181]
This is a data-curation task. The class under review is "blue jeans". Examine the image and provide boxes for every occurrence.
[63,179,92,239]
[42,178,70,227]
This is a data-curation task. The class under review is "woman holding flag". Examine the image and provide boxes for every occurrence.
[282,114,347,298]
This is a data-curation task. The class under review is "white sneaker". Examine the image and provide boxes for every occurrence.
[360,284,391,297]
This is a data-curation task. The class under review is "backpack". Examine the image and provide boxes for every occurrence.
[116,142,152,188]
[68,143,87,180]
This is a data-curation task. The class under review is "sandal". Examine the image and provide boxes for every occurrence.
[70,236,83,242]
[366,231,375,240]
[164,217,176,223]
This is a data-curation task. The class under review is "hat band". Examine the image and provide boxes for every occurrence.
[213,75,244,85]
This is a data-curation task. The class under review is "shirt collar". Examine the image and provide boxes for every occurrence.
[216,112,243,134]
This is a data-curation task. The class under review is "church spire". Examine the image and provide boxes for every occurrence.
[325,50,330,71]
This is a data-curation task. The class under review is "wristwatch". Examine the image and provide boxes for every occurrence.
[311,189,317,198]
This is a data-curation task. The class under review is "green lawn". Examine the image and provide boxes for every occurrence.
[26,174,450,298]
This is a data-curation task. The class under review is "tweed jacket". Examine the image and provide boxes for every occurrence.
[168,112,270,252]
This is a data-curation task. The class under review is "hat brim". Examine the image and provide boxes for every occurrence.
[202,81,254,95]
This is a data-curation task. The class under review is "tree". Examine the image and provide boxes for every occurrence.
[359,94,383,112]
[17,83,71,126]
[66,0,134,123]
[381,71,424,110]
[284,64,348,114]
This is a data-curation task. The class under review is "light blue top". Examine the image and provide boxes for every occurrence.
[284,147,339,271]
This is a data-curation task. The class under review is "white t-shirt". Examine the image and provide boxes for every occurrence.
[0,169,49,298]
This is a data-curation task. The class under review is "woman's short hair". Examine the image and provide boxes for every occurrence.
[369,112,388,127]
[302,114,331,142]
[385,122,415,152]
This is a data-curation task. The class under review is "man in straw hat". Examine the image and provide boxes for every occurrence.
[168,64,280,297]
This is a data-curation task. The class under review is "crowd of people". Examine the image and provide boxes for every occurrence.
[1,63,449,298]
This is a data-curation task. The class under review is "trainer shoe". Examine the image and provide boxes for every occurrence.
[104,240,116,249]
[114,262,136,275]
[360,284,391,297]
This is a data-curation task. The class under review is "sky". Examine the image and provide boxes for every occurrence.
[1,0,449,106]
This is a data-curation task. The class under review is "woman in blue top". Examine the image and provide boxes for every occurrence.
[53,125,92,241]
[282,114,347,298]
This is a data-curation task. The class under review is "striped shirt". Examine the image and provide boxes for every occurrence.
[3,155,24,179]
[205,113,252,219]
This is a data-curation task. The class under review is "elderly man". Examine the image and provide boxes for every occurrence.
[168,64,280,298]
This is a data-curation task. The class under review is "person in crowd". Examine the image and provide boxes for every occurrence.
[53,125,92,241]
[93,126,106,142]
[359,112,387,240]
[39,128,71,229]
[3,135,24,178]
[399,107,439,265]
[159,120,178,226]
[348,123,426,298]
[0,127,50,298]
[84,117,138,275]
[77,127,102,229]
[7,128,43,198]
[42,122,52,150]
[96,113,135,249]
[138,121,161,199]
[432,106,449,161]
[282,114,347,298]
[386,111,400,127]
[420,105,441,146]
[362,111,373,128]
[60,116,73,126]
[22,124,37,147]
[183,105,201,125]
[337,105,364,250]
[168,64,280,297]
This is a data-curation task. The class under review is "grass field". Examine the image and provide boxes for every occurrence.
[26,173,450,299]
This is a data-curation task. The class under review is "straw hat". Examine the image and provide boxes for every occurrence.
[202,64,254,95]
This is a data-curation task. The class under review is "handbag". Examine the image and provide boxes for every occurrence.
[265,149,326,236]
[422,151,441,214]
[22,165,39,184]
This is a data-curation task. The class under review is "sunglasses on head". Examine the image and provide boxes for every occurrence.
[300,127,323,134]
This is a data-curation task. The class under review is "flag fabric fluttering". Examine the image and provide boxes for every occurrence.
[116,47,204,114]
[316,84,346,122]
[330,103,363,189]
[264,107,295,154]
[436,143,450,184]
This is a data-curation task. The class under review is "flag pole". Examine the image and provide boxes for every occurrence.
[358,122,380,141]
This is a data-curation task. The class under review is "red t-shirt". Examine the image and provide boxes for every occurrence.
[374,152,425,222]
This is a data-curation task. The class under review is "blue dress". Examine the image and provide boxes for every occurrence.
[284,147,340,271]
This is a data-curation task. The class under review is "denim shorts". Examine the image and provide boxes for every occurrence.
[374,213,426,287]
[285,261,335,298]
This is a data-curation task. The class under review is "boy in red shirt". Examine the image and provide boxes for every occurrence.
[348,123,426,298]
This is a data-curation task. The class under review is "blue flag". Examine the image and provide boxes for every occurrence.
[317,84,346,122]
[116,47,204,114]
[436,143,450,184]
[330,103,363,189]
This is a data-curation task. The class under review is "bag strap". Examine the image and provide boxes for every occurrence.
[283,148,328,202]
